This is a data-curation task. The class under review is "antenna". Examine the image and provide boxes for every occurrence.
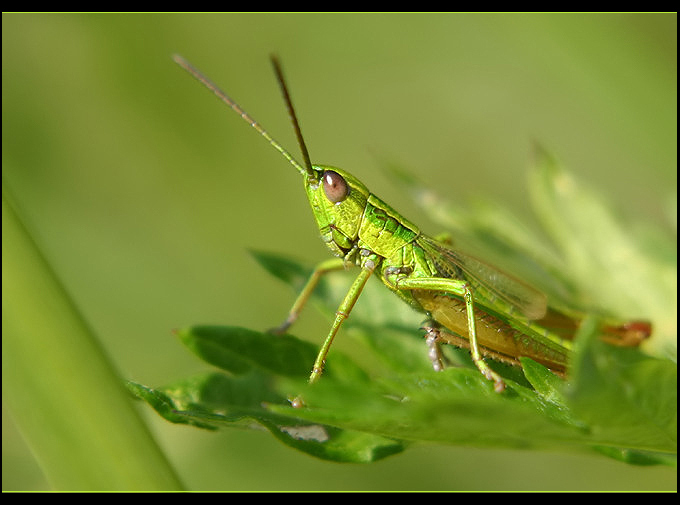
[270,55,315,180]
[172,54,316,180]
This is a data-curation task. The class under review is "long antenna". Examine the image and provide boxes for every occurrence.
[269,55,315,180]
[172,54,316,180]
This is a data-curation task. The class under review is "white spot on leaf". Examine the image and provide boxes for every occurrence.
[280,424,329,442]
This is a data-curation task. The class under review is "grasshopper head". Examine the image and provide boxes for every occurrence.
[304,165,370,258]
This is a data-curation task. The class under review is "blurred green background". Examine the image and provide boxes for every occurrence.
[2,13,676,491]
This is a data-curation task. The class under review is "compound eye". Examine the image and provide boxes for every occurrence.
[322,170,349,203]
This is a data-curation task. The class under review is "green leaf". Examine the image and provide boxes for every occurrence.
[520,357,568,407]
[567,317,677,454]
[177,325,369,384]
[129,326,404,462]
[528,146,676,360]
[128,366,405,463]
[131,297,675,464]
[3,192,182,490]
[177,325,315,377]
[271,369,588,450]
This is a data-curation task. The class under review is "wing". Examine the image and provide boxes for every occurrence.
[418,235,547,320]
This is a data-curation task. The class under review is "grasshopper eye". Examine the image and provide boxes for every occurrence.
[322,170,349,203]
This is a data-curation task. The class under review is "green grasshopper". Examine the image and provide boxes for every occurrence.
[173,55,650,396]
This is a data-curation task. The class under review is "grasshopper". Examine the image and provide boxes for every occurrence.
[173,55,650,396]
